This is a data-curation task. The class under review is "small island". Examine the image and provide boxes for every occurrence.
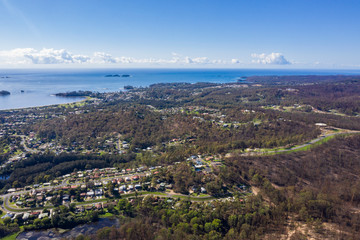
[0,90,10,96]
[105,74,120,77]
[236,76,248,82]
[104,74,131,78]
[55,90,93,97]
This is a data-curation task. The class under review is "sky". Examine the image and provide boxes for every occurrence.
[0,0,359,68]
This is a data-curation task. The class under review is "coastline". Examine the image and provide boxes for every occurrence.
[2,69,360,111]
[0,96,87,112]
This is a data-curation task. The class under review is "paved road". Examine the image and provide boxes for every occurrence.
[0,171,152,213]
[0,135,38,169]
[18,135,37,154]
[2,190,217,213]
[1,178,68,213]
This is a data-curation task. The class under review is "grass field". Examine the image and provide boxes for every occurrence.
[1,232,19,240]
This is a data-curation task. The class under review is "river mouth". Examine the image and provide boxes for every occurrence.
[17,218,119,240]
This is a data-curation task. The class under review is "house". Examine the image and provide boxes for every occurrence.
[22,212,30,220]
[194,165,204,171]
[45,196,53,201]
[85,205,93,211]
[132,175,139,181]
[86,190,95,197]
[94,182,102,187]
[95,189,103,196]
[39,213,48,219]
[158,183,166,191]
[76,206,85,213]
[239,184,247,190]
[7,188,16,193]
[26,198,35,204]
[30,212,40,217]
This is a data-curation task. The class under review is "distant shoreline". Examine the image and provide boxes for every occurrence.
[2,69,360,110]
[0,95,86,112]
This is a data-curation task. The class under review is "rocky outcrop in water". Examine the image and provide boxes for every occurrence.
[0,90,10,96]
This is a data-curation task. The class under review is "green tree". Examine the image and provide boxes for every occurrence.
[173,163,193,194]
[204,222,212,233]
[228,214,237,228]
[207,230,222,240]
[34,218,42,228]
[211,219,222,232]
[3,217,11,225]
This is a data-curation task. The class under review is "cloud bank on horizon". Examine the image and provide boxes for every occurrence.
[0,48,291,66]
[251,53,291,65]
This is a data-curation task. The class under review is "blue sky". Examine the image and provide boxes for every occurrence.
[0,0,359,68]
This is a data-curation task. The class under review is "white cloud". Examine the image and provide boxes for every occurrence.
[0,48,239,66]
[0,48,91,64]
[24,48,90,64]
[251,52,291,65]
[231,59,241,64]
[92,52,120,64]
[0,48,35,64]
[168,53,221,65]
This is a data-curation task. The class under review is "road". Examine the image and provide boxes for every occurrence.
[19,135,37,154]
[244,130,359,156]
[1,171,209,213]
[1,184,218,214]
[0,135,38,169]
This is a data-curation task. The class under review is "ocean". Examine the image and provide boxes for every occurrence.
[1,68,360,110]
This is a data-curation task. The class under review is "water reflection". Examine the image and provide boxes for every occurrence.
[17,218,119,240]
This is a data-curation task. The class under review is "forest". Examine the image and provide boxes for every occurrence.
[1,75,360,239]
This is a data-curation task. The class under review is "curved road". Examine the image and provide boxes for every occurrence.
[243,130,359,156]
[1,170,219,213]
[2,191,217,213]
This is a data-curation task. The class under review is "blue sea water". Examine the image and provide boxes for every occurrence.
[1,68,360,110]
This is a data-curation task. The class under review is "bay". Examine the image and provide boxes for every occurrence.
[1,68,360,110]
